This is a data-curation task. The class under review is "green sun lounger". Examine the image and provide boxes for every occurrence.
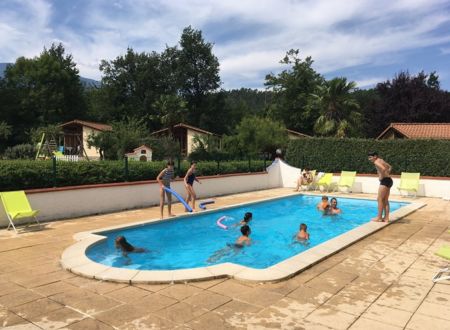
[0,191,40,233]
[317,173,334,192]
[337,171,357,193]
[432,245,450,283]
[398,172,420,197]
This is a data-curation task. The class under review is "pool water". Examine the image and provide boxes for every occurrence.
[87,195,408,270]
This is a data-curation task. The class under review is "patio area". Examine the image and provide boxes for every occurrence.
[0,188,449,329]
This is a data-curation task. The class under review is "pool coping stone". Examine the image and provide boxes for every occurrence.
[60,193,426,283]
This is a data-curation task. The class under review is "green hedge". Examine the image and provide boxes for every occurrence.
[286,138,450,177]
[0,159,266,191]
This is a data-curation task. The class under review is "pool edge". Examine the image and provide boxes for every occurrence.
[60,194,426,284]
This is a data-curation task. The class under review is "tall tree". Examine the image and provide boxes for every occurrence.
[97,48,164,127]
[364,71,450,137]
[351,88,380,138]
[0,121,12,152]
[224,116,288,157]
[265,49,324,135]
[222,88,272,134]
[177,26,221,125]
[310,77,362,137]
[151,94,187,131]
[1,43,87,144]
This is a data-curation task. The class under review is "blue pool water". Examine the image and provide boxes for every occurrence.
[87,195,408,270]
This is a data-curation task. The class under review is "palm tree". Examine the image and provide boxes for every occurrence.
[311,77,361,137]
[152,94,187,133]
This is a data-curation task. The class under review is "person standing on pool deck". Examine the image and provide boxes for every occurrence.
[184,161,202,211]
[157,160,175,219]
[368,151,393,222]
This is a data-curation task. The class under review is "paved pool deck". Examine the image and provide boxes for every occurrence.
[0,188,449,329]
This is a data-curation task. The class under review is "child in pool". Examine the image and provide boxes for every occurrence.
[235,212,252,226]
[115,236,146,257]
[296,223,310,241]
[235,225,252,247]
[207,225,252,263]
[317,196,329,211]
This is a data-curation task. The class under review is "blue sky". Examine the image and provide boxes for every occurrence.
[1,0,450,90]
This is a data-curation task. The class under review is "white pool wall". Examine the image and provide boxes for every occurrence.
[0,159,448,227]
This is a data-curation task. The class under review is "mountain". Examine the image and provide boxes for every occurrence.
[0,63,9,77]
[0,62,100,87]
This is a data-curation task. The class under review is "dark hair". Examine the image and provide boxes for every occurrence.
[331,197,337,204]
[167,160,174,166]
[115,236,134,252]
[244,212,252,222]
[241,225,251,236]
[190,161,196,165]
[368,151,378,157]
[321,196,328,200]
[300,223,307,230]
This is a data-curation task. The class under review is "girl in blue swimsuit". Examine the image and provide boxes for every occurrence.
[184,161,202,211]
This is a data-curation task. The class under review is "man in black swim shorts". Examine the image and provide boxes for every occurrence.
[368,151,393,222]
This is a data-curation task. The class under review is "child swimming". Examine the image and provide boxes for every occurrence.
[235,212,252,227]
[317,196,329,211]
[235,225,252,247]
[115,236,146,257]
[296,223,310,241]
[207,225,252,263]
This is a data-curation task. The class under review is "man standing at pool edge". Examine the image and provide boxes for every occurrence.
[368,151,393,222]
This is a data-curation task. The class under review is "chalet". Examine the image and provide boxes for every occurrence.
[151,123,219,156]
[376,123,450,140]
[59,120,112,160]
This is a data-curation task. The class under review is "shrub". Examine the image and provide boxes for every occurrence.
[3,144,36,160]
[286,138,450,177]
[0,159,266,191]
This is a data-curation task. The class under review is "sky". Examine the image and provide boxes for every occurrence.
[1,0,450,90]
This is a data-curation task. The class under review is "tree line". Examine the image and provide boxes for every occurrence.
[0,26,449,159]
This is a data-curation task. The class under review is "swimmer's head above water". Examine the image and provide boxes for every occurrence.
[241,225,251,236]
[243,212,252,223]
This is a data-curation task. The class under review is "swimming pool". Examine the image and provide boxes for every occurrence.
[86,195,408,271]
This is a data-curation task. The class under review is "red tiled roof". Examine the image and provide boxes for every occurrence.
[60,120,112,131]
[377,123,450,140]
[151,123,217,136]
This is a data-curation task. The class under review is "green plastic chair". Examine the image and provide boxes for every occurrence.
[0,191,40,233]
[397,172,420,197]
[316,173,334,192]
[432,245,450,283]
[337,171,357,192]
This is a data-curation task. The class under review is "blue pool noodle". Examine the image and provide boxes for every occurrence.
[163,186,193,212]
[199,199,215,209]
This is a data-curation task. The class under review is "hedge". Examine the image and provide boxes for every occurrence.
[285,138,450,177]
[0,159,266,191]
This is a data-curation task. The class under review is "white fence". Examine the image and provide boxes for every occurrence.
[0,171,278,227]
[56,155,79,162]
[0,159,448,228]
[276,159,450,199]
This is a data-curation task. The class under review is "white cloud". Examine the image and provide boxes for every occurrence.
[355,77,386,88]
[0,0,449,89]
[441,46,450,54]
